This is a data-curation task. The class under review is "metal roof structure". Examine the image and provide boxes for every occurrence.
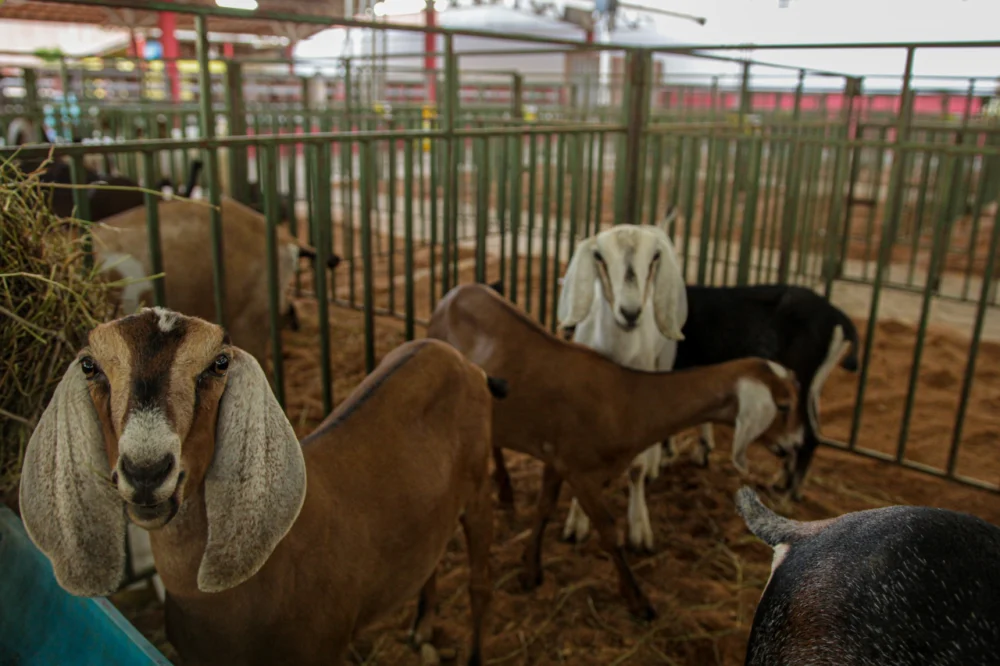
[0,0,346,41]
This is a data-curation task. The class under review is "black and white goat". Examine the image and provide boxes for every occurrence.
[670,284,859,500]
[736,487,1000,666]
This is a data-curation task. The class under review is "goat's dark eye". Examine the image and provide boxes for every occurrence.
[777,403,791,413]
[213,354,230,374]
[80,356,97,378]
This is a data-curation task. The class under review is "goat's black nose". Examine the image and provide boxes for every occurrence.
[120,454,174,491]
[620,307,641,326]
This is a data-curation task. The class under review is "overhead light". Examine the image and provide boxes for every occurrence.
[216,0,258,10]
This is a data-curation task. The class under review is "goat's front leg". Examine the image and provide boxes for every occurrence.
[519,462,563,591]
[561,497,591,544]
[692,423,715,468]
[570,473,656,622]
[491,446,515,511]
[626,453,655,553]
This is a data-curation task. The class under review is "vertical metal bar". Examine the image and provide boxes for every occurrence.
[441,35,456,295]
[697,135,718,285]
[962,149,991,301]
[260,143,286,408]
[681,135,699,279]
[551,134,566,332]
[897,153,954,461]
[526,134,538,314]
[539,133,552,326]
[593,133,606,234]
[777,69,806,284]
[618,49,651,225]
[388,121,397,313]
[948,178,1000,475]
[736,136,762,285]
[849,46,916,450]
[142,151,167,307]
[823,78,859,296]
[404,136,415,340]
[475,136,489,283]
[312,142,334,415]
[224,61,248,204]
[510,132,524,304]
[360,141,375,374]
[196,14,226,328]
[646,133,664,226]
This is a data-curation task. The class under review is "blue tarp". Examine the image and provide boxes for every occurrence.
[0,506,172,665]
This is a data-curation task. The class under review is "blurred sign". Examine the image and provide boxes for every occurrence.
[594,0,616,14]
[562,6,594,30]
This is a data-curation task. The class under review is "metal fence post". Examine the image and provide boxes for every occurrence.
[224,61,249,205]
[617,48,652,226]
[196,14,226,328]
[849,46,916,450]
[777,68,806,283]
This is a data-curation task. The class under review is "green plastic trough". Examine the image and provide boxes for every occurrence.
[0,506,173,665]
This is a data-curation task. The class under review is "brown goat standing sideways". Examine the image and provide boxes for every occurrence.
[19,308,503,666]
[427,283,802,620]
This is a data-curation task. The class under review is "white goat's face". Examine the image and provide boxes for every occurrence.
[80,307,232,530]
[591,226,666,330]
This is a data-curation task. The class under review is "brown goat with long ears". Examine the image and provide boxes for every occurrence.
[427,283,803,620]
[19,308,503,666]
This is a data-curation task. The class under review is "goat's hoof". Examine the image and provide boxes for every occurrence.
[518,569,543,592]
[419,643,441,666]
[560,528,588,544]
[629,602,658,623]
[627,540,655,555]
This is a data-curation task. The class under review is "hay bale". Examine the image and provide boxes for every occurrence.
[0,159,120,513]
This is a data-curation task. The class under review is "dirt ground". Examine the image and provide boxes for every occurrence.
[112,270,1000,665]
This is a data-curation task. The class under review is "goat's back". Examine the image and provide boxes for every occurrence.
[295,339,493,621]
[94,196,298,364]
[676,285,857,377]
[744,499,1000,666]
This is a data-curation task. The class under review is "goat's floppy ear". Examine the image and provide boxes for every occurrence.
[198,348,306,593]
[652,232,687,341]
[558,237,598,329]
[19,358,127,597]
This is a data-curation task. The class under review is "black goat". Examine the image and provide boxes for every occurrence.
[736,487,1000,666]
[671,284,860,499]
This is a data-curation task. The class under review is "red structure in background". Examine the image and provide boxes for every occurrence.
[223,42,235,58]
[159,11,180,102]
[424,1,436,103]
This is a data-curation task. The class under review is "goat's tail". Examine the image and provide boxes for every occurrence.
[836,310,861,372]
[735,487,803,548]
[183,159,204,197]
[486,376,509,400]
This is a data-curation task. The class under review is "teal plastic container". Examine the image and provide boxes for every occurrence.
[0,506,173,665]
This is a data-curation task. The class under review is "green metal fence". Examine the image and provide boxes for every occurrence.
[4,1,1000,493]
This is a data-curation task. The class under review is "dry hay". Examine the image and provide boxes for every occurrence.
[0,157,122,513]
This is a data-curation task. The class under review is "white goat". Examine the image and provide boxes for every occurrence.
[556,223,687,552]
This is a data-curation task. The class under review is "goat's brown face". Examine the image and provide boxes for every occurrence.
[82,307,230,530]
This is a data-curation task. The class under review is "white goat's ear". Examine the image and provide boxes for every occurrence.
[652,232,687,341]
[558,237,598,329]
[198,349,306,593]
[19,358,127,597]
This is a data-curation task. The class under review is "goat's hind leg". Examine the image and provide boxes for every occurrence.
[460,482,494,666]
[491,446,515,511]
[692,423,715,468]
[519,462,563,591]
[410,572,438,649]
[571,475,656,622]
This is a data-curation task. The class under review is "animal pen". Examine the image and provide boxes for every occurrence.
[3,1,1000,662]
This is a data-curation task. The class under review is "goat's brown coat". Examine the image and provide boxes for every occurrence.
[427,284,799,619]
[21,309,495,666]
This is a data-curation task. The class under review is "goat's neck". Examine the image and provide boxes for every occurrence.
[149,486,210,598]
[611,364,739,447]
